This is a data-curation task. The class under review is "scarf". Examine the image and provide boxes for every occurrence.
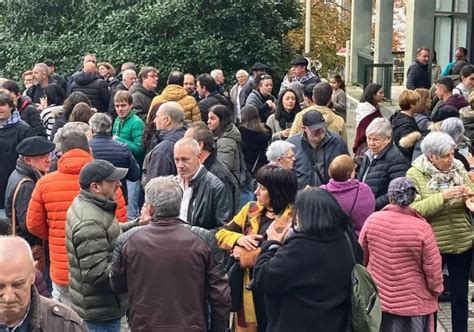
[413,154,466,192]
[276,108,295,130]
[355,102,377,127]
[0,110,21,129]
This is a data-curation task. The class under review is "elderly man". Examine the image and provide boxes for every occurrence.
[0,236,87,330]
[144,102,186,184]
[110,176,230,331]
[211,69,227,96]
[229,69,249,123]
[280,56,320,93]
[174,138,232,230]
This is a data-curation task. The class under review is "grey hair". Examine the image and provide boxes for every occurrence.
[0,236,34,269]
[366,118,392,138]
[421,131,456,157]
[89,112,112,134]
[145,176,183,218]
[122,69,137,80]
[160,101,184,125]
[210,69,223,79]
[235,69,249,78]
[33,63,49,75]
[266,140,295,163]
[441,117,465,144]
[174,138,201,156]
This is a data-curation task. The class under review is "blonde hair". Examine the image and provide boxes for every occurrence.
[399,90,421,111]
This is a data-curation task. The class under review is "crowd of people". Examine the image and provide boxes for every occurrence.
[0,49,473,332]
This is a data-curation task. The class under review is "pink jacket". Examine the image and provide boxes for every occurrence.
[359,204,443,316]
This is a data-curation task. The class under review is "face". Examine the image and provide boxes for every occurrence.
[32,66,47,85]
[92,180,120,200]
[455,49,465,61]
[196,81,205,98]
[367,134,390,155]
[329,78,340,90]
[374,89,385,103]
[303,126,326,147]
[462,74,474,89]
[23,75,34,89]
[98,65,109,78]
[416,50,430,65]
[282,91,296,111]
[83,55,97,65]
[435,83,447,99]
[174,145,201,180]
[236,73,248,86]
[114,101,133,118]
[0,256,34,326]
[255,183,271,209]
[207,111,220,131]
[277,149,295,170]
[154,108,170,131]
[292,65,306,77]
[184,75,195,94]
[123,74,137,88]
[24,154,51,174]
[0,103,13,121]
[429,149,455,172]
[215,73,224,85]
[259,79,273,96]
[142,71,158,90]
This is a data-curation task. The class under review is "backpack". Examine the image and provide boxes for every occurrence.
[344,231,382,332]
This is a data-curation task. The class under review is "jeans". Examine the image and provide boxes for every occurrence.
[52,282,71,307]
[126,180,140,219]
[85,319,121,332]
[239,182,255,210]
[0,209,5,219]
[442,249,472,332]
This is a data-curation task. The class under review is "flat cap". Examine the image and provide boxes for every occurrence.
[250,62,269,71]
[16,136,56,156]
[290,56,309,67]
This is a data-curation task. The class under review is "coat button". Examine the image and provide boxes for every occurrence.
[53,306,59,312]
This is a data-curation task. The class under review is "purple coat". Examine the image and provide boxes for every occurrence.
[321,179,375,236]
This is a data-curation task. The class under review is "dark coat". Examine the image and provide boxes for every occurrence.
[406,60,431,90]
[239,126,272,173]
[253,229,362,332]
[198,91,233,123]
[390,111,421,161]
[129,82,157,120]
[358,143,410,210]
[26,79,65,104]
[110,217,231,332]
[17,97,47,137]
[431,94,469,122]
[68,72,111,113]
[245,90,274,122]
[49,110,67,142]
[0,120,35,209]
[287,131,349,189]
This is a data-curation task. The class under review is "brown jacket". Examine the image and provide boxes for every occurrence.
[27,286,87,331]
[110,217,231,332]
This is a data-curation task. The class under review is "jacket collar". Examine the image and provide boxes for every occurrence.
[188,165,207,187]
[150,217,184,226]
[120,110,137,122]
[381,204,426,221]
[16,158,42,181]
[202,151,217,170]
[78,189,117,213]
[28,286,43,331]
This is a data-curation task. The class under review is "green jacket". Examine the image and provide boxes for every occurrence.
[66,190,132,321]
[113,110,145,165]
[406,165,474,254]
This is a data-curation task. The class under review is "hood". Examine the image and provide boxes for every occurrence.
[220,123,241,144]
[445,94,469,110]
[390,111,413,129]
[355,102,377,126]
[321,178,360,195]
[73,71,100,85]
[159,126,186,143]
[129,82,157,97]
[57,148,92,175]
[160,84,188,101]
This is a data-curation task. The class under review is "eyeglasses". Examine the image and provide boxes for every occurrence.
[280,155,295,160]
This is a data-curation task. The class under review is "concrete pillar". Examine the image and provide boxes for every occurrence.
[404,0,435,85]
[373,0,393,85]
[349,0,372,84]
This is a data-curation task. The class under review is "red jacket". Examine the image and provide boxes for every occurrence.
[26,149,127,285]
[359,204,443,316]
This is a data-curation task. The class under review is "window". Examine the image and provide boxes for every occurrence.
[434,17,452,70]
[436,0,453,12]
[452,19,467,49]
[454,0,468,13]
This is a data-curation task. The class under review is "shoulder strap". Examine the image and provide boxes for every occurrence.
[251,153,261,174]
[243,202,256,235]
[344,231,356,265]
[11,178,34,236]
[348,185,360,218]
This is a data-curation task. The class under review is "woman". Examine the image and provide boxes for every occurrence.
[440,117,471,171]
[266,88,301,141]
[390,89,422,162]
[245,74,276,122]
[216,165,297,332]
[252,188,361,332]
[321,154,375,236]
[359,177,443,332]
[414,88,432,136]
[460,91,474,143]
[97,62,119,90]
[239,105,272,206]
[353,83,384,159]
[407,131,474,332]
[329,74,347,120]
[230,69,249,123]
[266,140,295,170]
[208,105,241,181]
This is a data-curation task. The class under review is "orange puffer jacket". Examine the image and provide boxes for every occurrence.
[26,149,127,285]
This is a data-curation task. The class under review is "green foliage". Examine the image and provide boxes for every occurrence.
[0,0,301,87]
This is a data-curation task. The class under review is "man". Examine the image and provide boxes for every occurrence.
[68,62,111,113]
[0,236,87,331]
[211,69,227,96]
[185,123,240,215]
[108,69,137,116]
[43,59,68,92]
[453,64,474,102]
[66,53,97,92]
[431,76,469,122]
[174,138,232,229]
[196,73,232,123]
[406,47,431,90]
[290,82,347,142]
[441,47,469,77]
[26,131,127,305]
[229,69,249,123]
[0,92,34,217]
[280,56,320,93]
[148,70,201,123]
[240,62,269,107]
[26,63,65,105]
[144,102,186,185]
[129,66,158,119]
[110,176,231,331]
[184,73,199,101]
[89,112,140,202]
[2,81,47,136]
[287,111,348,189]
[66,160,143,331]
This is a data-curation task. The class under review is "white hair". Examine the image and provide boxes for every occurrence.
[235,69,249,78]
[366,118,392,138]
[89,112,112,134]
[122,69,137,80]
[421,131,456,157]
[266,141,295,163]
[210,69,223,79]
[174,138,201,156]
[441,117,465,144]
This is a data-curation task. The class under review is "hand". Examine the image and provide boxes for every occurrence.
[231,246,244,260]
[466,198,474,211]
[39,96,48,110]
[112,135,118,140]
[443,186,467,202]
[236,234,263,250]
[266,100,275,109]
[266,222,290,243]
[138,204,152,225]
[281,128,291,138]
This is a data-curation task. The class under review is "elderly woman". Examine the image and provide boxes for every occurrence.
[252,188,361,331]
[358,118,410,210]
[216,165,297,332]
[359,177,443,332]
[440,117,471,171]
[321,154,375,236]
[407,131,474,332]
[265,140,295,170]
[230,69,249,123]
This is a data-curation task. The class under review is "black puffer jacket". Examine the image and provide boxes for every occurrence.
[358,143,410,210]
[129,83,157,119]
[186,166,233,230]
[198,91,232,123]
[239,126,272,173]
[406,60,431,90]
[245,90,274,122]
[431,94,469,123]
[390,111,421,161]
[17,97,47,137]
[68,72,110,113]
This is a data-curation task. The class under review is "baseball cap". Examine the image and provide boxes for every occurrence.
[79,159,128,189]
[302,111,326,130]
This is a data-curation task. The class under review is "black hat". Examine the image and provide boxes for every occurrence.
[250,62,269,71]
[79,160,128,189]
[290,56,309,67]
[302,111,326,130]
[16,136,56,156]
